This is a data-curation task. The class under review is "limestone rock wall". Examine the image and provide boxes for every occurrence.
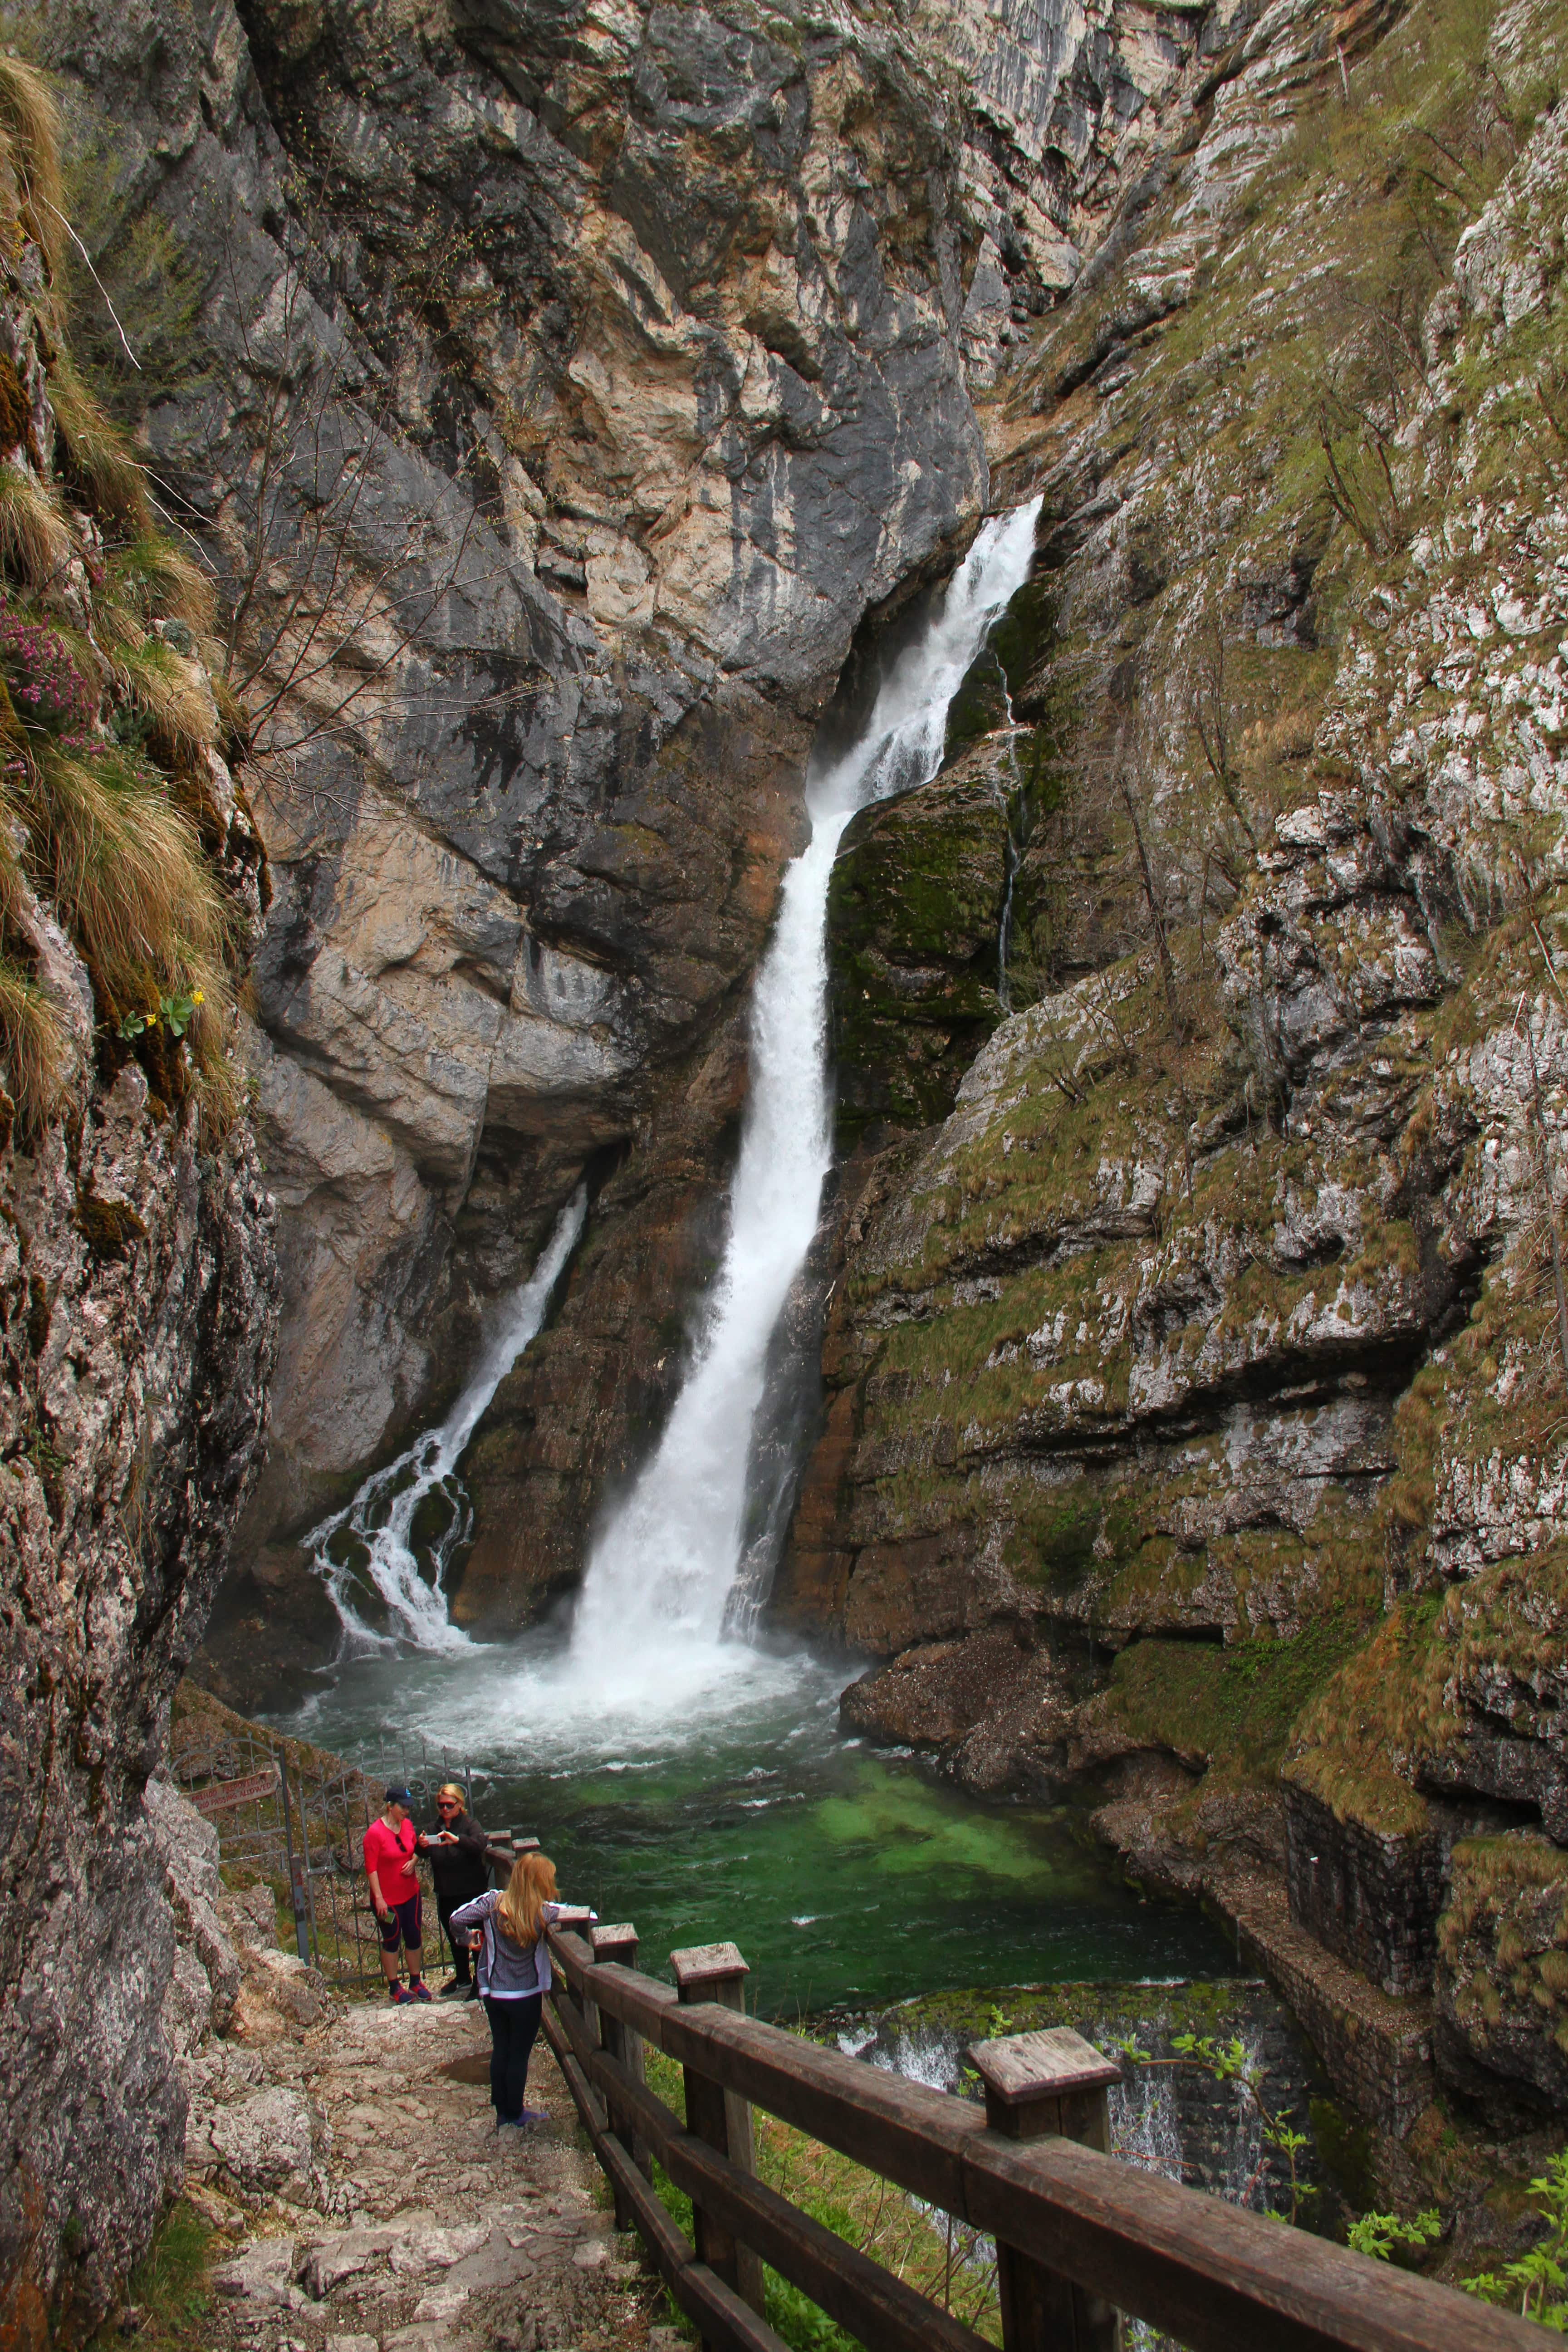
[46,0,988,1612]
[0,1002,277,2346]
[0,88,280,2333]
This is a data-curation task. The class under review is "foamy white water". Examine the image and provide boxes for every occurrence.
[309,1187,586,1651]
[569,499,1043,1698]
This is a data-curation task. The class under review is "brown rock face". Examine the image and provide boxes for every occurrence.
[47,0,990,1585]
[0,1091,276,2341]
[456,1008,754,1630]
[840,1623,1073,1793]
[0,97,279,2333]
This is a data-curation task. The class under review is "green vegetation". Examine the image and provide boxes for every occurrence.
[1104,1615,1368,1782]
[1347,2206,1442,2262]
[827,761,1012,1145]
[0,57,253,1143]
[83,2200,215,2352]
[1464,2151,1568,2327]
[642,2044,1003,2352]
[1289,1552,1568,1835]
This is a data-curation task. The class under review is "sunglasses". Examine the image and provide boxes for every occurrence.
[436,1799,460,1810]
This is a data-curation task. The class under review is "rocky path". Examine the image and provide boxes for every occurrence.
[195,1993,662,2352]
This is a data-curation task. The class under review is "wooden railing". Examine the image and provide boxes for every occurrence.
[541,1916,1542,2352]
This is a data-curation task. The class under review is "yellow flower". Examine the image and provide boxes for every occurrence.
[147,1012,158,1027]
[192,990,205,1004]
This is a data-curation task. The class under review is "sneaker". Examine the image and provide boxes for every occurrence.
[409,1980,433,2003]
[390,1985,412,2005]
[463,1983,480,2001]
[439,1979,468,2000]
[519,2108,551,2123]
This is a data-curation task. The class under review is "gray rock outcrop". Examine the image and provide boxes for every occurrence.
[0,98,280,2334]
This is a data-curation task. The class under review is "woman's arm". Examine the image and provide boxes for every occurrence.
[453,1814,489,1863]
[447,1890,498,1929]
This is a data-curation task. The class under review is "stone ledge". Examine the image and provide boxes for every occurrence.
[1209,1867,1435,2139]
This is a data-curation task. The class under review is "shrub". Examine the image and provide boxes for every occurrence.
[0,601,96,743]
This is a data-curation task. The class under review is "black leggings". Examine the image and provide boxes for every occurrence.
[483,1993,543,2122]
[438,1897,473,1982]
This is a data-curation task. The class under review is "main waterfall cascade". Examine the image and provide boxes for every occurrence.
[570,499,1044,1686]
[310,1187,587,1651]
[309,500,1041,1702]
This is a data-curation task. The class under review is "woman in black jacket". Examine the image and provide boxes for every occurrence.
[417,1783,491,1997]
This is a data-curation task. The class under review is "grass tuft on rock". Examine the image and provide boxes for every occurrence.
[83,2199,215,2352]
[0,62,257,1142]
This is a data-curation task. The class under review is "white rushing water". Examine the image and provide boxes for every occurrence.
[308,1186,587,1651]
[306,500,1039,1729]
[568,498,1042,1697]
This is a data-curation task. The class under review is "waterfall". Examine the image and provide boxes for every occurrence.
[570,498,1042,1678]
[997,828,1019,1014]
[309,1186,586,1651]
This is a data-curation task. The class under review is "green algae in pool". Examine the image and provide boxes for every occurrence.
[283,1645,1237,2016]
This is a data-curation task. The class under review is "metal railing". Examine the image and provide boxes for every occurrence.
[168,1715,525,1990]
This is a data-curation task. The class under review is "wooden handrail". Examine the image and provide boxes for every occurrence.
[547,1964,991,2352]
[544,1925,1543,2352]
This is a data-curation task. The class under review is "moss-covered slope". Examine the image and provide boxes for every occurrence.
[784,0,1568,2123]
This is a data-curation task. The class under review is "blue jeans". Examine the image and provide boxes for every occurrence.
[483,1992,542,2122]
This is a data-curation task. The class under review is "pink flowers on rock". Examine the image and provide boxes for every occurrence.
[0,598,97,746]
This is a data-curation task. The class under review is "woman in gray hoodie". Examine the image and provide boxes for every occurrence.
[449,1852,593,2125]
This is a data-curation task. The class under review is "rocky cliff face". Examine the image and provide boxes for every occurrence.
[33,0,1568,2182]
[0,67,279,2341]
[779,0,1568,2127]
[42,0,1247,1666]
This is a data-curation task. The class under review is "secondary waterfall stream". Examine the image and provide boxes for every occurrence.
[308,1187,586,1652]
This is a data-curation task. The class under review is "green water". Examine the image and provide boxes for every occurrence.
[283,1634,1237,2016]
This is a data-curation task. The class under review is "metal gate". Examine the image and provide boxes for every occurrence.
[168,1712,499,1991]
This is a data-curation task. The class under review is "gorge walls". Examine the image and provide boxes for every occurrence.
[6,0,1567,2310]
[41,0,1249,1679]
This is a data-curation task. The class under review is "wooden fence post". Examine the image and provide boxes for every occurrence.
[968,2028,1122,2352]
[592,1924,648,2226]
[671,1942,766,2323]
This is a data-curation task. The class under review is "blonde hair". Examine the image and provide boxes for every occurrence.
[437,1782,466,1807]
[496,1850,557,1949]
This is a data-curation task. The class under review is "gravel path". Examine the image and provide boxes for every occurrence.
[201,1993,668,2352]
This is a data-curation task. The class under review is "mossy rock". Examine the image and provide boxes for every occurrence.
[828,753,1013,1148]
[1436,1836,1568,2117]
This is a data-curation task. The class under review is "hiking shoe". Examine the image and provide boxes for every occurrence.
[409,1980,433,2003]
[389,1985,412,2005]
[439,1979,468,1999]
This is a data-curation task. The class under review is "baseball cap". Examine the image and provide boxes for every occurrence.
[385,1784,413,1805]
